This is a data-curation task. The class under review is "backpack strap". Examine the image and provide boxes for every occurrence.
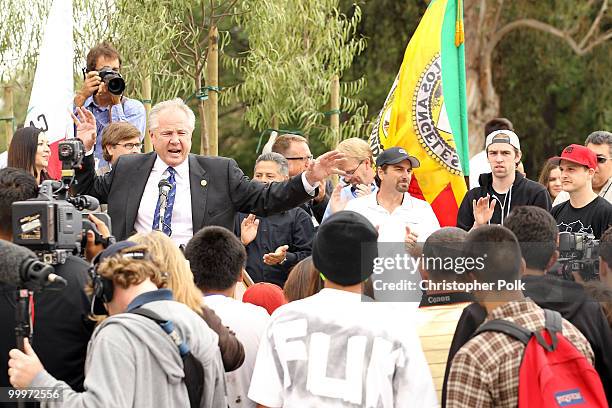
[535,309,562,352]
[131,308,190,355]
[130,307,204,408]
[473,319,532,345]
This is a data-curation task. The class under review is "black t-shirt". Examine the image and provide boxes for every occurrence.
[551,196,612,239]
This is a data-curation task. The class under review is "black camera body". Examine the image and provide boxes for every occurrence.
[11,139,108,264]
[98,66,125,95]
[557,231,599,281]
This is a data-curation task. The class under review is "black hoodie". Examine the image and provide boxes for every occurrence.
[441,274,612,406]
[457,171,551,231]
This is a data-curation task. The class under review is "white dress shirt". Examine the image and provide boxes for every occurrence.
[345,191,440,242]
[134,156,193,246]
[131,157,317,246]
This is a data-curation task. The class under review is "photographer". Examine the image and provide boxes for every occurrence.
[551,144,612,239]
[0,168,94,393]
[74,42,146,170]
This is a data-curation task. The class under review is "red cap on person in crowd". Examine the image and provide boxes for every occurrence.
[551,144,598,170]
[242,282,287,315]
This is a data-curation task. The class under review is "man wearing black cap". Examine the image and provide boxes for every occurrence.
[8,241,227,407]
[345,146,440,244]
[248,211,437,407]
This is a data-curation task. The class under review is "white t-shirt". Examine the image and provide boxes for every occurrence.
[344,192,440,243]
[248,288,438,408]
[204,294,270,408]
[469,150,490,189]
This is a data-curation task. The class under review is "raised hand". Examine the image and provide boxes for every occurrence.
[304,150,346,186]
[404,225,419,250]
[71,107,97,151]
[472,194,497,228]
[353,183,372,198]
[240,214,259,246]
[329,183,348,214]
[74,70,101,107]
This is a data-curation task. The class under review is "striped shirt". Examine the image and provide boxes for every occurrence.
[446,298,594,407]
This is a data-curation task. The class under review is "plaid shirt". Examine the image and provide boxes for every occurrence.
[446,298,594,407]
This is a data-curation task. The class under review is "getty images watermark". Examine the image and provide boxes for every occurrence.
[372,253,524,291]
[362,242,527,302]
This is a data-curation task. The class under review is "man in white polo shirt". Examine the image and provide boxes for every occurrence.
[345,147,440,245]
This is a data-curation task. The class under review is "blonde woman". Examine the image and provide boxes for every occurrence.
[129,231,244,371]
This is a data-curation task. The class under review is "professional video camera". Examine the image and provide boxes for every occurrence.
[556,231,600,281]
[11,139,110,264]
[98,66,125,95]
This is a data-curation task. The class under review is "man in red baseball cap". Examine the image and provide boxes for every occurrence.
[551,144,612,239]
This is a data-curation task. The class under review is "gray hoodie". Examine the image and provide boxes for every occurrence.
[32,299,227,408]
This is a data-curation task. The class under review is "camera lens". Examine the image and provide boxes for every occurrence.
[107,76,125,95]
[59,144,73,158]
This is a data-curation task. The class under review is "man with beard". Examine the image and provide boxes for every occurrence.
[345,147,440,245]
[457,130,550,231]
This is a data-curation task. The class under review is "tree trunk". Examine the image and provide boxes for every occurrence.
[196,75,209,156]
[330,74,340,147]
[206,26,219,156]
[141,75,153,153]
[464,0,501,157]
[3,85,14,148]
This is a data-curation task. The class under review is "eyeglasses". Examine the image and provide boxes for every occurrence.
[597,155,612,164]
[285,155,313,161]
[115,142,142,150]
[344,160,365,176]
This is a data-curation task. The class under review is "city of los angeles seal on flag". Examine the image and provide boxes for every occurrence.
[369,0,469,227]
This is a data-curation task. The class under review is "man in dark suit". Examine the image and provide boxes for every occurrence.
[72,98,342,245]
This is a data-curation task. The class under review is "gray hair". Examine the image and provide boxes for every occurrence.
[585,130,612,151]
[149,98,196,131]
[255,152,289,177]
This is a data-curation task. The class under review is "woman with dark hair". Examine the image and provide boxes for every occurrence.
[7,126,52,184]
[538,159,563,200]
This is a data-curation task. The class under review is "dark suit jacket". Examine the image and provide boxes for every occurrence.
[74,152,315,241]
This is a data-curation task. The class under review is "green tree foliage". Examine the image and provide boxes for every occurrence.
[222,0,368,147]
[492,0,612,177]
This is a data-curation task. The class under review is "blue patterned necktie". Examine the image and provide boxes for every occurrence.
[152,167,177,236]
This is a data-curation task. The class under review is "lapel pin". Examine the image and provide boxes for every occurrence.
[201,180,207,187]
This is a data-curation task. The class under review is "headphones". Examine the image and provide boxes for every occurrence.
[90,250,149,306]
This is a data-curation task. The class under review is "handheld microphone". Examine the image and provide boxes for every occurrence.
[157,179,172,231]
[0,240,67,289]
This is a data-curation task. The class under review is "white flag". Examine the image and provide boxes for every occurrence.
[24,0,74,178]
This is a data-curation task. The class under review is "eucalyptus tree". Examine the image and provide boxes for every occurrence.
[223,0,368,147]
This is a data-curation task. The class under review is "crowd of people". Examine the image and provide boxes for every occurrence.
[0,41,611,407]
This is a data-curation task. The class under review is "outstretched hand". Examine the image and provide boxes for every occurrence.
[472,194,497,228]
[304,151,346,186]
[240,214,259,246]
[71,107,97,152]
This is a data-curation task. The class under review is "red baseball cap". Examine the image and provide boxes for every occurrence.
[242,282,287,315]
[551,144,597,170]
